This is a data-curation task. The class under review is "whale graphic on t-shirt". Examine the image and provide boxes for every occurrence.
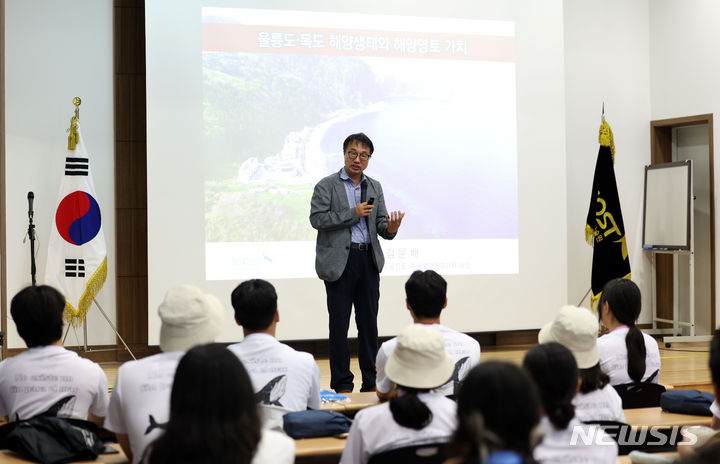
[440,356,470,394]
[256,375,287,407]
[144,414,168,435]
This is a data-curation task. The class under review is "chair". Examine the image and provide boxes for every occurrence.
[583,420,678,455]
[613,382,667,409]
[367,443,446,464]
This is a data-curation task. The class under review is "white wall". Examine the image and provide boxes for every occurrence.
[649,0,720,327]
[4,0,115,348]
[564,0,654,318]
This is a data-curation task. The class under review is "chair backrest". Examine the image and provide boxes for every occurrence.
[367,443,446,464]
[583,420,678,455]
[613,382,666,409]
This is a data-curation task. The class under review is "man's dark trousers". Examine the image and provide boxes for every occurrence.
[325,246,379,392]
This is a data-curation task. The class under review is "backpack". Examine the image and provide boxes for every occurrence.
[0,396,105,464]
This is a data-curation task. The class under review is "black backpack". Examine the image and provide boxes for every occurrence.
[0,396,105,464]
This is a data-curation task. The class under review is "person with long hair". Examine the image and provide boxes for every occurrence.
[105,285,225,463]
[144,344,294,464]
[341,324,457,464]
[597,278,661,385]
[539,305,625,423]
[444,361,541,464]
[523,342,617,463]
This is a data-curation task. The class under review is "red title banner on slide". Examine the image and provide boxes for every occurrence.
[202,24,514,62]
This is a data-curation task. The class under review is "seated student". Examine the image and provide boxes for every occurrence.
[523,342,618,464]
[597,278,661,385]
[105,285,225,463]
[0,285,108,425]
[376,270,480,399]
[145,343,294,464]
[444,361,541,464]
[227,279,321,430]
[539,305,625,423]
[710,332,720,430]
[341,324,457,464]
[679,330,720,461]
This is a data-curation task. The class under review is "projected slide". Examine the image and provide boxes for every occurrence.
[202,8,518,279]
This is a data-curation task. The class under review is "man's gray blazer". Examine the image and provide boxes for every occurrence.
[310,169,396,282]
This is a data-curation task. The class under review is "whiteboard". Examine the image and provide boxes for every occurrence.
[642,160,692,250]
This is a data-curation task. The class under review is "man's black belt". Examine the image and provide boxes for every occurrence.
[350,242,370,251]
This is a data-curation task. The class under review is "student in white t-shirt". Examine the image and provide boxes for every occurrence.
[144,343,294,464]
[341,324,457,464]
[376,270,480,399]
[596,278,661,386]
[227,279,321,430]
[677,331,720,462]
[444,361,541,464]
[104,285,226,464]
[539,305,625,423]
[524,342,618,464]
[0,285,108,425]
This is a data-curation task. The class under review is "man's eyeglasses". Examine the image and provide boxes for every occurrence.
[346,150,371,161]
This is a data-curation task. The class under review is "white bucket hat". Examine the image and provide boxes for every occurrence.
[385,324,455,389]
[538,305,600,369]
[158,285,225,352]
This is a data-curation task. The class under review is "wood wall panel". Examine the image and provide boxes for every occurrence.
[114,1,147,361]
[115,209,147,277]
[114,5,145,75]
[115,74,146,142]
[117,277,147,344]
[115,141,147,209]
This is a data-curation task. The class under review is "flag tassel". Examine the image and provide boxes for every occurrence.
[63,257,108,327]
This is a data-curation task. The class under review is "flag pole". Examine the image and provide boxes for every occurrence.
[54,97,136,360]
[92,299,136,360]
[577,287,592,308]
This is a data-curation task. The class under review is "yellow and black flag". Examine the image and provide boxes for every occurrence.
[585,119,631,309]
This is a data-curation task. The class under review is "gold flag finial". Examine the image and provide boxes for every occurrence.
[67,97,81,150]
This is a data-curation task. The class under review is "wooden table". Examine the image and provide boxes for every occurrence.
[321,392,380,414]
[294,435,347,464]
[616,451,678,463]
[624,407,712,428]
[0,444,128,463]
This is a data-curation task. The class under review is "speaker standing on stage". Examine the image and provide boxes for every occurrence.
[310,133,405,393]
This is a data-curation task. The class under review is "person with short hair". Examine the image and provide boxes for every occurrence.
[104,285,225,463]
[445,361,541,464]
[340,324,457,464]
[524,342,618,463]
[145,343,294,464]
[0,285,108,425]
[310,132,404,393]
[539,305,625,423]
[375,270,480,399]
[597,278,661,385]
[227,279,321,430]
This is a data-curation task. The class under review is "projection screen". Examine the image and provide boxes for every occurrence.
[145,0,567,344]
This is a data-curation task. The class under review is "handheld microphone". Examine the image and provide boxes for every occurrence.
[27,192,34,219]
